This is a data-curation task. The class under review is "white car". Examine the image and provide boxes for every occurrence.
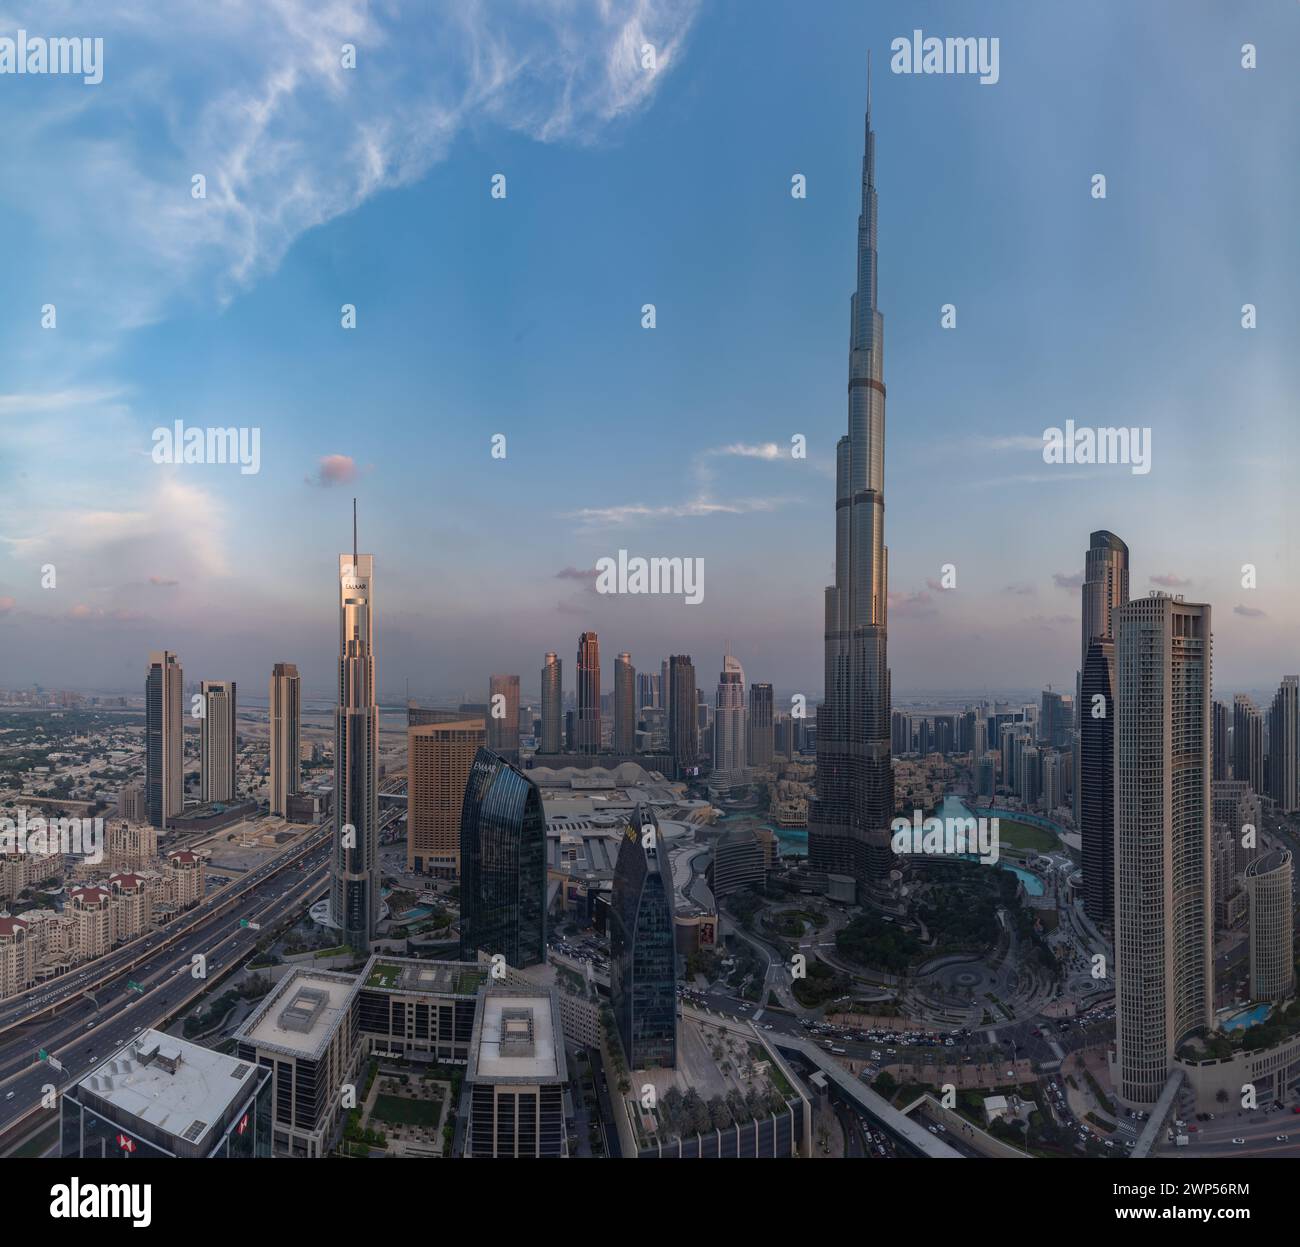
[1232,1137,1246,1145]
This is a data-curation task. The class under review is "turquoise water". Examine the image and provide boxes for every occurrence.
[774,828,808,857]
[754,797,1052,893]
[1000,864,1045,896]
[920,795,1048,894]
[1220,1003,1272,1032]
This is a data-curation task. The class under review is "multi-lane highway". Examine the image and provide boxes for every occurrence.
[0,825,333,1144]
[0,823,332,1034]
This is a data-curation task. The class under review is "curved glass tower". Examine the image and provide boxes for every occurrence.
[610,806,677,1069]
[810,66,895,887]
[458,748,546,968]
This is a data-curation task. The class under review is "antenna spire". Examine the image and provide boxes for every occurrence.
[352,497,358,564]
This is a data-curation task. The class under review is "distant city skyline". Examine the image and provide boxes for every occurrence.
[1,2,1296,699]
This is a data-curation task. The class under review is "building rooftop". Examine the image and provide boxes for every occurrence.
[361,954,485,996]
[69,1029,260,1149]
[1246,848,1291,878]
[235,968,360,1061]
[467,989,566,1085]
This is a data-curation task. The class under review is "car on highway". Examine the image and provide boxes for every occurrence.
[1276,1134,1290,1142]
[1232,1137,1246,1144]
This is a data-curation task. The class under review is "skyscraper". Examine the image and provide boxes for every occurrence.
[487,674,521,761]
[1233,694,1264,795]
[540,652,562,754]
[331,505,379,954]
[576,632,601,753]
[810,69,894,888]
[713,650,746,784]
[145,651,183,830]
[269,663,301,817]
[1267,676,1299,813]
[1212,699,1230,783]
[199,680,236,803]
[636,671,658,714]
[1245,849,1294,1003]
[1079,638,1116,925]
[748,682,775,768]
[459,748,546,968]
[1078,530,1128,924]
[1040,688,1070,749]
[614,652,636,753]
[610,807,677,1069]
[1081,531,1130,660]
[407,718,485,877]
[1113,594,1213,1106]
[668,655,698,778]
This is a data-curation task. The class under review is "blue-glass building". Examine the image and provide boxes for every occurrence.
[610,805,678,1069]
[458,748,546,968]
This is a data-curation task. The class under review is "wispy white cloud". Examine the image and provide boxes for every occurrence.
[567,496,782,528]
[0,388,124,417]
[572,434,807,530]
[708,442,783,460]
[0,0,701,331]
[1,476,230,588]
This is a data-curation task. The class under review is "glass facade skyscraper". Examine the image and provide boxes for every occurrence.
[487,673,521,761]
[540,651,562,753]
[614,651,636,753]
[748,682,774,767]
[1078,529,1128,919]
[459,748,546,968]
[810,71,894,886]
[332,522,380,954]
[1080,637,1116,925]
[576,632,601,752]
[610,806,677,1069]
[668,654,698,778]
[145,650,183,830]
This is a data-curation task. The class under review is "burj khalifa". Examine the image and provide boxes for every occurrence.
[809,64,895,889]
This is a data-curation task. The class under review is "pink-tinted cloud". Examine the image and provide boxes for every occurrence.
[306,454,361,487]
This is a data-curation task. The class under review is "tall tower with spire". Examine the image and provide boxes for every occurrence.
[810,59,895,889]
[332,499,380,952]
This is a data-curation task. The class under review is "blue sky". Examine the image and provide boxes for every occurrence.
[0,0,1296,702]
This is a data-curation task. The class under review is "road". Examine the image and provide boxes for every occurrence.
[0,829,332,1140]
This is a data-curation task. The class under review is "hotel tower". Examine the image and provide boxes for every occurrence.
[810,65,895,888]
